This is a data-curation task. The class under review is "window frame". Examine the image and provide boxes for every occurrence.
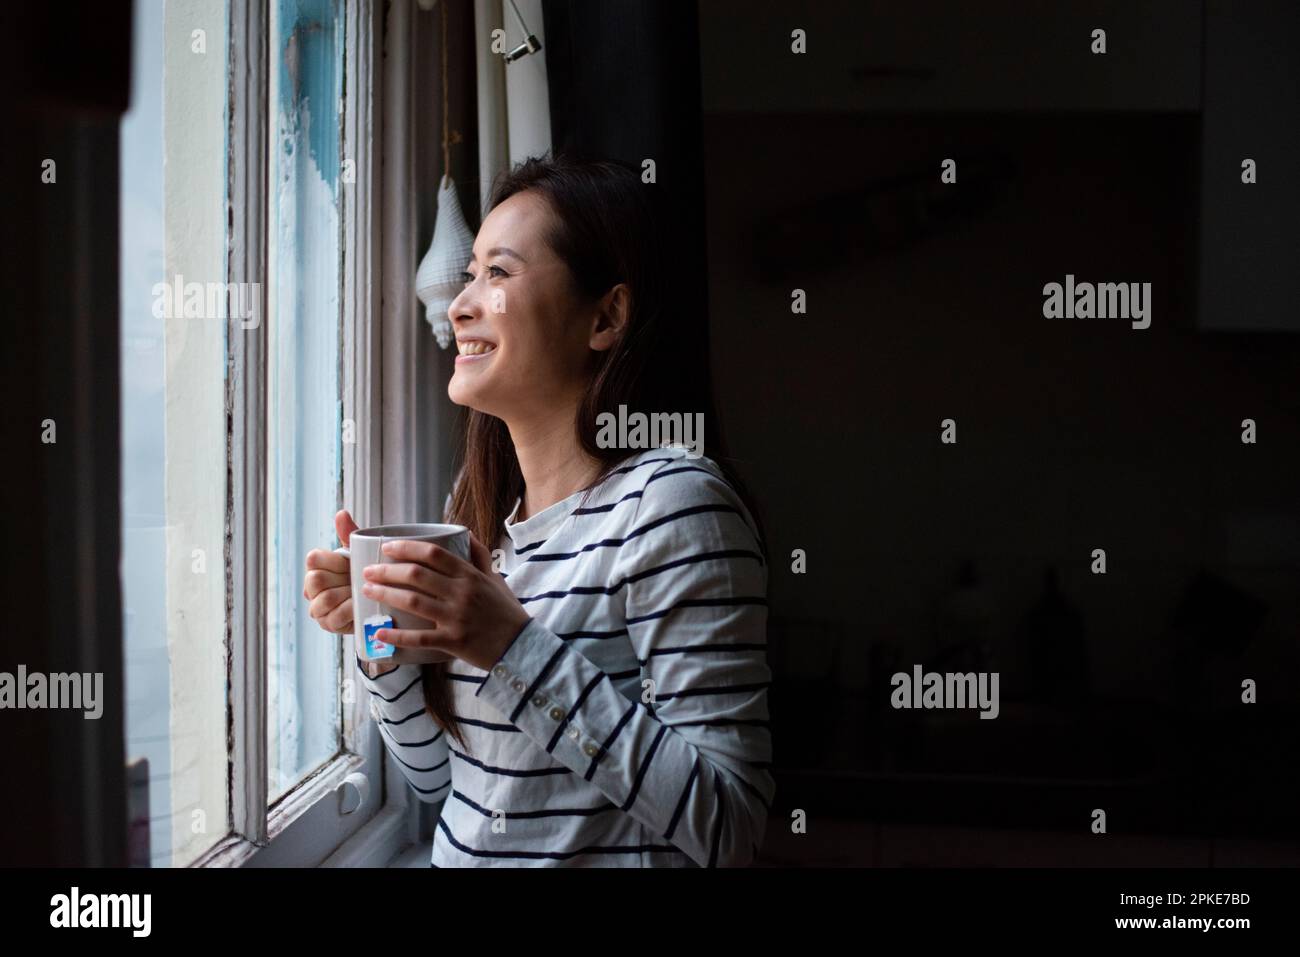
[192,0,418,869]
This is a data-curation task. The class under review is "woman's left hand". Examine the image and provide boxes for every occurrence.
[359,534,531,672]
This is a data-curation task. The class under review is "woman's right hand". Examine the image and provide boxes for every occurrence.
[304,510,359,636]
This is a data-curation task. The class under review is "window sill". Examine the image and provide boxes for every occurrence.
[192,751,381,867]
[324,803,421,867]
[386,839,433,868]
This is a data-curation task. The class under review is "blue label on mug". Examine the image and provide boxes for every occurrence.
[363,614,396,658]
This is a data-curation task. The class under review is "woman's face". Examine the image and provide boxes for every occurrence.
[447,190,612,422]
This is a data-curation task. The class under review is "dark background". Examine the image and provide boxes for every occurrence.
[544,0,1300,865]
[2,1,130,868]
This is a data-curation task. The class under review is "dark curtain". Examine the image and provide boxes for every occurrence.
[541,0,714,428]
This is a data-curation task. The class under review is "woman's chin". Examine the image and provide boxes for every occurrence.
[447,378,495,414]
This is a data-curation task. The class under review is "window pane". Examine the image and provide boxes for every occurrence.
[266,0,345,801]
[121,0,231,867]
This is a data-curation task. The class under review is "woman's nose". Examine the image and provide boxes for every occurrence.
[448,285,481,324]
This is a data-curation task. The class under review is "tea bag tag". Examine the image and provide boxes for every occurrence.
[363,614,396,659]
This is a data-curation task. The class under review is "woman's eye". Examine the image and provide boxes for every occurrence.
[460,266,506,285]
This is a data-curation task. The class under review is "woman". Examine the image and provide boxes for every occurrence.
[302,154,774,867]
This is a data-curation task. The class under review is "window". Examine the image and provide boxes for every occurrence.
[121,0,230,869]
[121,0,400,868]
[265,0,344,804]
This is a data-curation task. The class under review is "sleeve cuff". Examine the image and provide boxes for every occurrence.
[474,618,546,701]
[473,618,614,771]
[356,657,423,696]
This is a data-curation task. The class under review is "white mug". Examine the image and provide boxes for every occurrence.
[341,523,470,665]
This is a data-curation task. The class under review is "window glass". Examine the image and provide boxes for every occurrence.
[266,0,346,802]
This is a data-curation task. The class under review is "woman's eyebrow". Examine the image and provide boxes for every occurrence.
[469,246,526,263]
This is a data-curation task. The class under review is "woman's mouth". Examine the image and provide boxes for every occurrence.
[455,339,497,363]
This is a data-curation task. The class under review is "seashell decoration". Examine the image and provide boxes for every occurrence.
[415,174,474,349]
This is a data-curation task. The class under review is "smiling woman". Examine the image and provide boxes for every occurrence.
[305,153,776,866]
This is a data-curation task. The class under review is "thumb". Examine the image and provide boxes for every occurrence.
[335,509,360,548]
[468,533,496,574]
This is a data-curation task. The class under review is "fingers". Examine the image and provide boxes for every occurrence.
[379,539,468,577]
[321,597,354,635]
[468,533,494,574]
[306,548,350,575]
[306,582,348,621]
[361,560,448,599]
[309,585,353,630]
[360,580,444,624]
[335,509,360,548]
[303,567,349,601]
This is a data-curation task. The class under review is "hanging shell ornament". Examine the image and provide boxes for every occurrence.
[416,174,474,349]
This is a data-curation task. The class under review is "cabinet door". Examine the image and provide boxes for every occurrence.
[700,0,1201,114]
[1198,0,1300,331]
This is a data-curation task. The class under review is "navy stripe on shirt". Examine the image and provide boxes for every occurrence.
[437,816,685,861]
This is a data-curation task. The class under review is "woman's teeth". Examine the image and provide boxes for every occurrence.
[458,341,496,356]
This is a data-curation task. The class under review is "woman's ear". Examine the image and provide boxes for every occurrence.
[588,282,631,352]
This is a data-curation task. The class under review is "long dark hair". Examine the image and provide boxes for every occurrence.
[422,151,766,751]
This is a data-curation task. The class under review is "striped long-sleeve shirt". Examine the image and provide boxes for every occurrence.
[356,446,775,867]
